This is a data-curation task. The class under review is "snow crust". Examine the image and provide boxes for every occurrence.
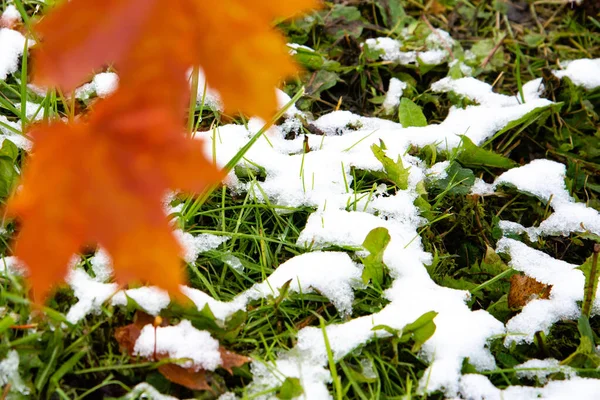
[458,374,600,400]
[0,29,27,80]
[513,358,575,383]
[382,77,407,112]
[553,58,600,90]
[135,320,222,371]
[76,72,119,99]
[364,29,455,67]
[0,5,20,26]
[0,350,29,395]
[497,238,585,344]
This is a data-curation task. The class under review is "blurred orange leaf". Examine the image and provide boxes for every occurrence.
[7,105,224,302]
[9,0,317,303]
[33,0,319,119]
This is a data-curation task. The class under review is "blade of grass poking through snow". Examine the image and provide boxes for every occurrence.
[514,47,525,104]
[0,82,22,115]
[320,316,343,400]
[188,66,199,134]
[20,37,29,131]
[193,82,209,133]
[11,0,33,32]
[470,268,515,294]
[482,103,561,148]
[183,87,305,222]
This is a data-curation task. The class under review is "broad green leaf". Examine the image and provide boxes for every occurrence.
[0,156,18,198]
[305,70,339,98]
[278,377,304,399]
[457,135,517,169]
[399,98,427,127]
[374,0,407,30]
[561,334,600,368]
[292,47,325,70]
[0,139,19,160]
[480,246,509,275]
[431,162,475,196]
[524,33,545,48]
[399,311,438,352]
[371,144,410,190]
[0,140,19,198]
[361,227,391,286]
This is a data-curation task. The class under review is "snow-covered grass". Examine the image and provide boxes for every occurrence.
[2,1,600,399]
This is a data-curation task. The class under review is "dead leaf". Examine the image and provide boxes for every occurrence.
[426,0,446,15]
[219,348,251,374]
[508,274,552,309]
[158,364,212,391]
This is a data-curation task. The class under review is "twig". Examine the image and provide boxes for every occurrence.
[421,14,454,60]
[481,34,506,69]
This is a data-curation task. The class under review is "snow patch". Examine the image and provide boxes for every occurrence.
[134,320,222,371]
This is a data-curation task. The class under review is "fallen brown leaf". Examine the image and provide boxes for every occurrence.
[508,274,552,309]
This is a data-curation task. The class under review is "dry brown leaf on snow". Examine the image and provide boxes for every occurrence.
[507,274,552,309]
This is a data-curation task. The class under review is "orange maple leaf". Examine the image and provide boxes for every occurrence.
[8,0,317,303]
[7,110,224,302]
[33,0,319,119]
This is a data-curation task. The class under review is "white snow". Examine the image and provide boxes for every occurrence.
[382,77,407,112]
[489,159,600,241]
[126,383,179,400]
[174,230,230,263]
[15,101,44,121]
[75,72,119,100]
[458,374,600,400]
[251,358,332,400]
[494,159,571,204]
[364,29,455,67]
[497,238,584,345]
[0,350,29,395]
[193,68,223,111]
[553,58,600,90]
[514,358,575,383]
[111,286,171,316]
[287,42,315,55]
[0,115,31,150]
[0,26,33,80]
[66,268,118,324]
[134,320,222,371]
[0,6,21,27]
[244,251,363,317]
[0,255,25,275]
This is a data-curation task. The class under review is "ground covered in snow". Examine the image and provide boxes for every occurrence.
[2,1,600,400]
